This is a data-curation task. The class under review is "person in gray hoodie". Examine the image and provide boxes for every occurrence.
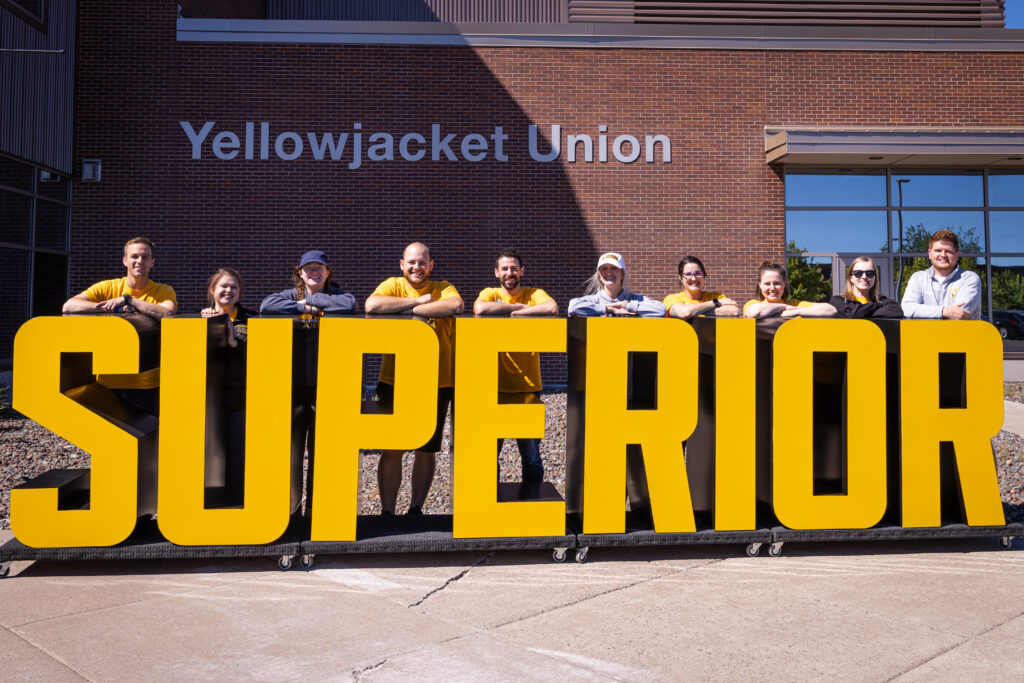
[567,252,666,318]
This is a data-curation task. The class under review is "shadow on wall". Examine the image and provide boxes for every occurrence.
[167,1,595,310]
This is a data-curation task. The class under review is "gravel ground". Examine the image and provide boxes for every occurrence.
[2,390,1022,530]
[1005,382,1024,404]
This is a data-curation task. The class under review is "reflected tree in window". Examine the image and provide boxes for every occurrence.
[992,269,1024,310]
[786,241,832,303]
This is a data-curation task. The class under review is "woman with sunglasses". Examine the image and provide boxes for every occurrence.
[830,256,903,319]
[743,261,836,318]
[568,252,666,317]
[663,255,739,319]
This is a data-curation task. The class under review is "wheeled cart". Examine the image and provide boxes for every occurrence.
[0,513,578,575]
[766,523,1023,556]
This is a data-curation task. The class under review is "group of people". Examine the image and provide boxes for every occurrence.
[61,227,981,515]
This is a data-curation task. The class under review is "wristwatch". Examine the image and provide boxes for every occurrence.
[712,298,721,309]
[122,294,132,308]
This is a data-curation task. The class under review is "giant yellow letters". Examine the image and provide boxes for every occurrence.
[157,318,295,545]
[772,319,888,529]
[311,318,439,541]
[12,317,146,547]
[713,318,758,530]
[582,318,698,534]
[900,321,1005,527]
[8,316,1013,549]
[453,317,566,538]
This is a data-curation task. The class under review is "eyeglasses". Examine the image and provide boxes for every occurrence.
[851,270,876,279]
[681,272,705,280]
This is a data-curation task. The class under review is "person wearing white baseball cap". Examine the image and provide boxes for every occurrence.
[567,252,665,318]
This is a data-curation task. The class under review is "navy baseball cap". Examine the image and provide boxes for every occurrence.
[299,250,329,268]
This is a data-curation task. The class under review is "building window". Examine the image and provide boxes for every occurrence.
[0,0,45,31]
[785,169,1024,354]
[0,154,70,367]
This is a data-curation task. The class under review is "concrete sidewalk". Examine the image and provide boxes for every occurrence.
[1004,400,1024,439]
[1,530,1021,681]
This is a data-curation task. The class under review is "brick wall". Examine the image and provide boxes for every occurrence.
[70,3,1024,381]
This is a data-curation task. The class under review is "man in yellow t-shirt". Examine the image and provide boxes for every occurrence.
[474,248,558,483]
[62,237,177,414]
[365,241,464,515]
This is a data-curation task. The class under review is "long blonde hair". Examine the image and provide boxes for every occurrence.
[842,257,880,302]
[584,268,628,296]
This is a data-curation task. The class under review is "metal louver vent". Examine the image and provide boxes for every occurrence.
[568,0,1006,28]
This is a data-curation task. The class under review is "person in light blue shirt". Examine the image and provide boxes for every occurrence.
[901,229,981,320]
[568,252,666,318]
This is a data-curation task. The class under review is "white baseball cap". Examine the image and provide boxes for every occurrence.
[597,252,625,270]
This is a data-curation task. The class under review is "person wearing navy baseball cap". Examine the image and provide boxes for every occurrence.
[260,249,357,519]
[260,250,357,316]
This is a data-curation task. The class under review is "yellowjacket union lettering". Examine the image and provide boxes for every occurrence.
[10,316,1006,549]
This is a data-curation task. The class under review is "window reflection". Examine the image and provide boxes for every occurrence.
[785,253,833,302]
[890,173,984,207]
[0,190,32,246]
[34,201,68,251]
[991,258,1024,352]
[893,211,985,253]
[0,156,33,193]
[785,210,887,253]
[990,212,1024,252]
[988,173,1024,207]
[0,248,31,364]
[785,173,885,207]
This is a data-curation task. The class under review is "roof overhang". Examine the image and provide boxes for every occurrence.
[765,128,1024,168]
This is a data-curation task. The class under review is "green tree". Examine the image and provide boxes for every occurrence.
[992,269,1024,311]
[786,240,832,302]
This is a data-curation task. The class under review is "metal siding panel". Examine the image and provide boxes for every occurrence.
[268,0,563,22]
[0,0,75,173]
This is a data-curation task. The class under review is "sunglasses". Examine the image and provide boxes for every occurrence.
[851,269,876,279]
[681,272,705,280]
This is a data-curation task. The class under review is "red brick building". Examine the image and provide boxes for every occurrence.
[3,0,1024,365]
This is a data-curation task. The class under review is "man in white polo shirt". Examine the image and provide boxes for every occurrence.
[901,228,981,320]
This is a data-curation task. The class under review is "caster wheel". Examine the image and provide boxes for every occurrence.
[552,548,567,563]
[768,542,783,557]
[745,543,762,557]
[300,554,315,569]
[278,555,294,571]
[0,564,10,578]
[999,537,1012,549]
[575,547,589,564]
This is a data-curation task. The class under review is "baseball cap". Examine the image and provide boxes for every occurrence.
[299,250,329,268]
[597,252,625,270]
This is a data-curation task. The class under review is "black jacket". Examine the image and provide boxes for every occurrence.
[829,294,903,319]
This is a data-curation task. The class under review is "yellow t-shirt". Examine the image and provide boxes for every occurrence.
[475,286,553,393]
[853,295,869,304]
[85,277,177,307]
[85,277,177,390]
[743,298,815,314]
[374,276,460,388]
[662,290,727,315]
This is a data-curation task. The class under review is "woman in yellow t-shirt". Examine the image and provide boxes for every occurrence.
[829,256,903,319]
[663,255,740,319]
[743,261,836,318]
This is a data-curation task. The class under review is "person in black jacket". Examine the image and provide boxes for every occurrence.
[260,250,357,517]
[830,257,903,319]
[202,267,255,505]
